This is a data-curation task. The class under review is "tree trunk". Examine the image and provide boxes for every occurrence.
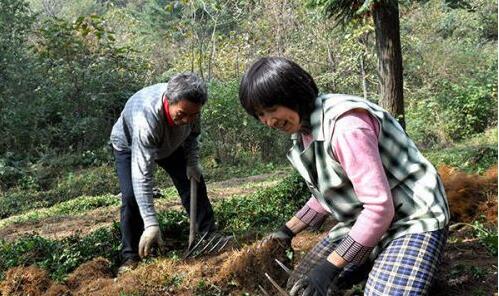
[207,20,218,82]
[372,0,405,129]
[360,54,368,100]
[326,43,336,91]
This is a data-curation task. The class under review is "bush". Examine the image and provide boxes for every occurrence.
[438,78,497,140]
[0,14,150,157]
[202,80,290,166]
[406,74,497,146]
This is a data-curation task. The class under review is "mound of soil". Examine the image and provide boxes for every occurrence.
[439,164,497,224]
[66,257,113,291]
[0,265,51,296]
[43,284,71,296]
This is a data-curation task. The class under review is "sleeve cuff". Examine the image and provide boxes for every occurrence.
[143,215,159,229]
[295,205,327,228]
[334,235,373,265]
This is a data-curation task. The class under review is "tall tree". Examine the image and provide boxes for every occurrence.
[309,0,406,128]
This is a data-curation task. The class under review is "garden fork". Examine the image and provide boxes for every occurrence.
[259,258,292,295]
[184,179,233,259]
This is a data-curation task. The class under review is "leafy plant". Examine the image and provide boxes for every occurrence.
[215,172,309,235]
[470,219,498,256]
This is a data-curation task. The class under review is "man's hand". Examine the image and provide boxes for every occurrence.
[186,164,202,182]
[289,259,342,296]
[138,225,163,258]
[264,224,295,247]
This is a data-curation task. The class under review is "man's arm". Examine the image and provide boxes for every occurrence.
[184,115,201,167]
[130,120,160,228]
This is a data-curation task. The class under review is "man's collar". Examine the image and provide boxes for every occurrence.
[163,95,175,127]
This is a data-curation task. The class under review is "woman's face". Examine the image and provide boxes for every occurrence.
[256,105,301,133]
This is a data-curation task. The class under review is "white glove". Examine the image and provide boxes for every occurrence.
[138,225,163,258]
[186,164,202,182]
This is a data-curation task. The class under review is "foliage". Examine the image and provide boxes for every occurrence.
[423,127,497,174]
[215,172,309,235]
[202,80,291,165]
[0,11,150,157]
[470,219,498,256]
[403,0,497,146]
[0,0,35,105]
[440,79,496,140]
[306,0,373,24]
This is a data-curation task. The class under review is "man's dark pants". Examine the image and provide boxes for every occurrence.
[113,147,216,261]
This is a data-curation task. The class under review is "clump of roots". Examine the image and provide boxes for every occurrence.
[215,238,292,291]
[0,265,51,296]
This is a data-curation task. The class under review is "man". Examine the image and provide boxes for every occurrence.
[110,73,216,274]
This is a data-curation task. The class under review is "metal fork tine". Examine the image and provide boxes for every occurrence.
[206,235,227,253]
[214,235,233,252]
[183,231,210,259]
[274,258,292,275]
[191,234,220,258]
[258,284,271,296]
[264,272,289,296]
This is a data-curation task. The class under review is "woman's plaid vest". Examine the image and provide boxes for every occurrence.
[287,94,450,252]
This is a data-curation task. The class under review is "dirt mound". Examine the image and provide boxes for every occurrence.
[439,164,498,224]
[43,283,71,296]
[65,257,114,295]
[477,195,498,225]
[0,265,51,296]
[215,238,292,291]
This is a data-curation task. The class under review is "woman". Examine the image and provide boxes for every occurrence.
[239,57,449,296]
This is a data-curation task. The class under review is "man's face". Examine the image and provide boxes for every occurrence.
[169,99,202,125]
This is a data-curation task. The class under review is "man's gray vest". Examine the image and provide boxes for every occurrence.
[287,94,450,252]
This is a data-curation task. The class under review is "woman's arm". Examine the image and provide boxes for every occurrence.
[285,196,329,233]
[327,109,394,267]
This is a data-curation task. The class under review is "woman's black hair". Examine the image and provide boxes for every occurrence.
[239,57,319,121]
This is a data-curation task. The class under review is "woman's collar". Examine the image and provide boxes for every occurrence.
[309,95,325,141]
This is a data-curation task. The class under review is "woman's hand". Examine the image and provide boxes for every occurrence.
[289,259,342,296]
[263,224,295,247]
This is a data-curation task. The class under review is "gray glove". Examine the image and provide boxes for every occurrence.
[186,164,202,182]
[138,225,164,258]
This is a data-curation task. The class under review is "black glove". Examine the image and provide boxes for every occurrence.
[265,224,295,246]
[289,259,342,296]
[335,260,373,290]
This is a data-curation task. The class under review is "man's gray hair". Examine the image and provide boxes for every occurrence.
[166,73,207,105]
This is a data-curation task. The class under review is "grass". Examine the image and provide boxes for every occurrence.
[0,194,120,229]
[0,186,183,230]
[423,127,497,173]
